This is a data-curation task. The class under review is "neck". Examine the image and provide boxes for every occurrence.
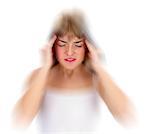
[57,64,85,79]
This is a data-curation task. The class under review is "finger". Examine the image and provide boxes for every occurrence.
[48,35,57,48]
[85,40,96,54]
[85,40,102,55]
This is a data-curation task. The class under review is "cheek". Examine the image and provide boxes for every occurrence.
[55,47,64,59]
[77,49,85,58]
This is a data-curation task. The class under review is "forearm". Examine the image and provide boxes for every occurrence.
[94,65,135,125]
[14,67,50,127]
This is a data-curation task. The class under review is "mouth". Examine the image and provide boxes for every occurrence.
[64,58,76,62]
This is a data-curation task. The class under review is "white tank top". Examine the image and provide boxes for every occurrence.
[37,87,100,133]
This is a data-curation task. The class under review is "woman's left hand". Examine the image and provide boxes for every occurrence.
[85,39,103,73]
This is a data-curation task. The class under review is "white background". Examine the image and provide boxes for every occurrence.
[0,0,150,133]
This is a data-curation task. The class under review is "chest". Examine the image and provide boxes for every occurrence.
[46,71,93,91]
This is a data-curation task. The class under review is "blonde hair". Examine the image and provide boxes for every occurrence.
[49,9,89,39]
[48,9,104,72]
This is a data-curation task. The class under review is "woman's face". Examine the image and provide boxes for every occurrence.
[54,33,86,70]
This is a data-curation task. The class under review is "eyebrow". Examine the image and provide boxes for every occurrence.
[74,40,83,43]
[58,39,67,43]
[58,39,83,43]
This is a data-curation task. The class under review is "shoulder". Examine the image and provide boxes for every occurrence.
[23,67,43,89]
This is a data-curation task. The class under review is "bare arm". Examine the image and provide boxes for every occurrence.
[84,39,136,126]
[94,66,136,126]
[12,35,57,128]
[13,66,50,128]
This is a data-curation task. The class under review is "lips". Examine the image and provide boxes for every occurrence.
[64,58,76,62]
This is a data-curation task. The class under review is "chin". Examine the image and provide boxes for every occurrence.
[61,61,82,70]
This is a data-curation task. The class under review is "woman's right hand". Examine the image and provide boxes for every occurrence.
[40,35,57,69]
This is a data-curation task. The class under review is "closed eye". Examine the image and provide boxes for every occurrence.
[74,40,83,47]
[58,44,81,47]
[57,39,83,47]
[74,40,83,44]
[75,45,82,47]
[57,39,67,47]
[58,44,65,47]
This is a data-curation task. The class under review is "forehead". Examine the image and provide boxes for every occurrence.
[58,33,83,41]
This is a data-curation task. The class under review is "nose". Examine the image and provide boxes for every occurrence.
[66,45,75,56]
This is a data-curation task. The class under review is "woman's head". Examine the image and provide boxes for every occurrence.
[48,9,95,70]
[54,33,87,70]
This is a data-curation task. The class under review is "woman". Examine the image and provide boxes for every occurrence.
[13,9,136,132]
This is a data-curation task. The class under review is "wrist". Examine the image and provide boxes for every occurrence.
[41,65,51,70]
[40,66,51,76]
[93,64,108,80]
[93,64,103,73]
